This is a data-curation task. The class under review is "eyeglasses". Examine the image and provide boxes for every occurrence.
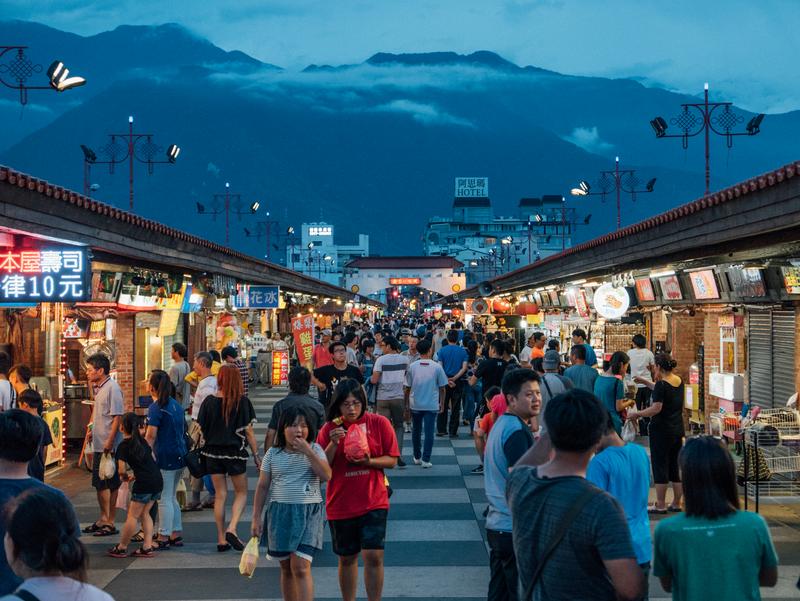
[342,400,362,409]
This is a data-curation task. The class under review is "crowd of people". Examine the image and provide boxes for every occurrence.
[0,317,790,600]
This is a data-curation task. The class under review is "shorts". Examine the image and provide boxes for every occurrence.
[203,455,247,476]
[329,509,388,556]
[91,452,121,491]
[265,501,324,562]
[376,398,404,428]
[131,491,162,504]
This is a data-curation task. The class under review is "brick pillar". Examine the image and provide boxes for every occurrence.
[114,314,135,411]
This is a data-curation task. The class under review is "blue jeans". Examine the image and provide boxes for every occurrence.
[158,469,183,536]
[411,410,437,462]
[463,382,482,424]
[203,474,216,496]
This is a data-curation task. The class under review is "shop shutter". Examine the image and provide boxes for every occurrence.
[747,311,773,409]
[771,310,796,407]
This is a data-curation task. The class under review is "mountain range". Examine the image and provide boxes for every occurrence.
[1,20,798,258]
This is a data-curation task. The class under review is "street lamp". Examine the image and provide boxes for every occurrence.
[244,214,282,261]
[80,115,180,210]
[650,83,764,196]
[571,156,656,230]
[1,46,86,106]
[196,182,259,245]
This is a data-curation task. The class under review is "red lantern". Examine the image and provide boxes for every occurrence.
[492,299,511,314]
[514,302,539,316]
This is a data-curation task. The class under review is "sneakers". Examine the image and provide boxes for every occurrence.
[412,457,422,466]
[421,461,433,469]
[397,458,407,468]
[403,422,412,433]
[470,464,484,474]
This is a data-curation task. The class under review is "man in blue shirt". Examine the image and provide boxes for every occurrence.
[587,412,652,596]
[572,328,598,367]
[563,344,598,393]
[483,369,541,601]
[436,330,468,437]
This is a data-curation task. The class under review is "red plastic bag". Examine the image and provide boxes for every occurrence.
[344,424,369,463]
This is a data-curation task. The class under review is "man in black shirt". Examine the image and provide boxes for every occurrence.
[17,390,53,482]
[312,341,364,407]
[264,366,325,449]
[469,339,509,392]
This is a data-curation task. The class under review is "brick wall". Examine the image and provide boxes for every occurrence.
[115,314,135,412]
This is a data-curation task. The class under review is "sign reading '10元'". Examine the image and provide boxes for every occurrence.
[0,247,89,302]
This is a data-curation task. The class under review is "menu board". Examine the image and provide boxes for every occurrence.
[688,270,719,300]
[782,266,800,294]
[659,275,683,301]
[634,277,656,302]
[727,267,765,297]
[548,290,559,306]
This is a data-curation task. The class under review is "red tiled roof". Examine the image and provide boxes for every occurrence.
[493,159,800,284]
[346,256,464,269]
[0,165,352,295]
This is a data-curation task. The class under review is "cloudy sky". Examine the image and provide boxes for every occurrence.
[4,0,799,113]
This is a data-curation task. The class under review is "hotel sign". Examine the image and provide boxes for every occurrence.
[0,247,88,302]
[455,177,488,198]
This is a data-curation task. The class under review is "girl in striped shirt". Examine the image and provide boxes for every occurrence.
[251,406,331,601]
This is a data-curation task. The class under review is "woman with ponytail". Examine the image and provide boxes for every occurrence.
[2,487,113,600]
[144,369,187,549]
[630,354,685,513]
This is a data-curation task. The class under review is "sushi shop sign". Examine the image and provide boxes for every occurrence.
[0,247,89,303]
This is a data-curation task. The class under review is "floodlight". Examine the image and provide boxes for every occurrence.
[646,178,657,192]
[746,114,764,135]
[650,116,667,137]
[166,144,180,163]
[47,60,86,92]
[196,202,205,214]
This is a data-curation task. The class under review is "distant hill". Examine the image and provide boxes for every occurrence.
[1,21,798,258]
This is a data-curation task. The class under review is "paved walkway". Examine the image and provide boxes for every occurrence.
[51,386,800,600]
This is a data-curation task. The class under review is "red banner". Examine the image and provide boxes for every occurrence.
[292,314,315,366]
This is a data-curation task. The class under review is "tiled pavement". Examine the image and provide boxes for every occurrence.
[50,386,800,600]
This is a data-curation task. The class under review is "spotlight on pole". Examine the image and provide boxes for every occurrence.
[650,116,668,137]
[166,144,181,163]
[746,114,765,135]
[646,178,657,192]
[287,226,295,235]
[196,202,205,214]
[584,213,592,225]
[46,60,86,92]
[80,144,97,163]
[250,201,260,213]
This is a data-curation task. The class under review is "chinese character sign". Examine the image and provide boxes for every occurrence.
[0,248,88,303]
[292,314,315,366]
[271,350,289,386]
[454,177,489,198]
[248,286,280,308]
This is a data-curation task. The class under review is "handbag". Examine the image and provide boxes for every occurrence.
[183,420,207,478]
[521,487,596,600]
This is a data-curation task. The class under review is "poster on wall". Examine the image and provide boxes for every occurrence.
[781,266,800,294]
[688,270,720,300]
[634,278,656,302]
[659,275,683,301]
[575,289,591,319]
[291,314,315,365]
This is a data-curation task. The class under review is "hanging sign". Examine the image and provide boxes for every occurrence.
[271,349,290,386]
[248,286,280,309]
[593,283,630,319]
[291,314,315,365]
[0,247,88,302]
[781,266,800,295]
[575,289,591,319]
[658,275,683,301]
[634,277,655,302]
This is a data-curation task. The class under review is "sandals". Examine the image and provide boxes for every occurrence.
[647,505,668,515]
[225,531,245,551]
[131,547,154,558]
[201,499,215,509]
[107,544,128,558]
[154,539,171,550]
[82,522,103,534]
[131,530,145,542]
[93,524,119,537]
[217,543,232,552]
[169,536,184,547]
[667,505,682,513]
[181,503,203,512]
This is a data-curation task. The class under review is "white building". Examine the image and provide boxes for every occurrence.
[424,182,576,286]
[286,222,369,286]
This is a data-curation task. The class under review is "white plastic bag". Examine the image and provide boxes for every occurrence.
[239,537,260,578]
[115,481,130,510]
[98,451,116,480]
[621,420,637,443]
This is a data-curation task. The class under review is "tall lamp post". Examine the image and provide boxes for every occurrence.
[570,157,655,230]
[0,45,85,106]
[244,216,281,261]
[80,115,180,210]
[196,182,259,245]
[650,83,764,197]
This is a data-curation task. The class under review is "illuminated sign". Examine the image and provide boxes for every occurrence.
[455,177,489,198]
[271,349,290,386]
[593,283,630,319]
[781,266,800,295]
[389,278,421,286]
[0,248,88,303]
[308,226,332,236]
[248,286,280,308]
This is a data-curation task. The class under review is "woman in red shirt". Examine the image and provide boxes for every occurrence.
[317,378,399,601]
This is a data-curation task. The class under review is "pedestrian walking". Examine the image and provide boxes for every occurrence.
[197,364,260,552]
[313,341,364,408]
[317,379,399,601]
[222,346,250,397]
[630,355,685,513]
[562,344,598,393]
[509,389,644,601]
[436,330,469,438]
[538,350,573,427]
[2,487,113,600]
[264,366,325,451]
[627,334,655,435]
[168,342,192,411]
[107,412,163,558]
[483,369,541,601]
[653,436,778,600]
[16,389,53,482]
[403,339,447,468]
[371,336,408,464]
[144,370,187,550]
[185,351,218,512]
[83,353,124,539]
[587,411,653,598]
[593,351,634,436]
[252,406,331,601]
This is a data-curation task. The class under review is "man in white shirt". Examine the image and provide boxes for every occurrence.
[404,339,447,468]
[627,334,655,435]
[187,351,217,510]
